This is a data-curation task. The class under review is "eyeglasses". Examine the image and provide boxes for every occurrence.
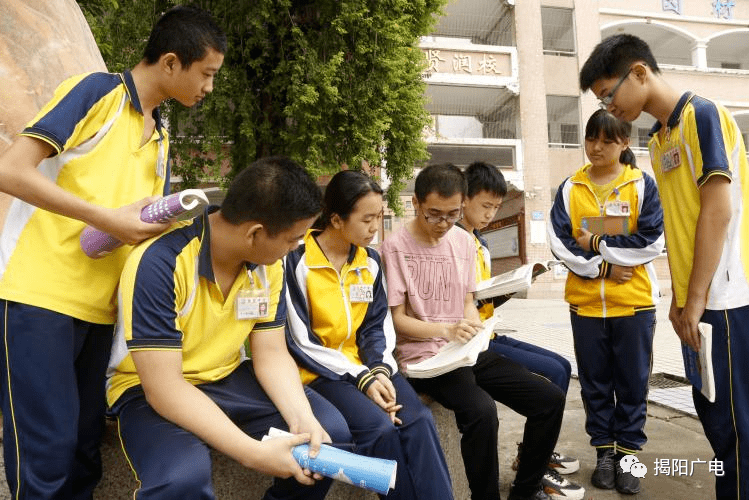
[420,207,462,225]
[598,68,632,110]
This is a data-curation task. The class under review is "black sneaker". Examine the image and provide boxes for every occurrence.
[508,486,551,500]
[591,448,616,490]
[616,459,641,494]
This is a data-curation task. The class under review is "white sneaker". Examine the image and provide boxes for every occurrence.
[541,468,585,500]
[548,450,580,474]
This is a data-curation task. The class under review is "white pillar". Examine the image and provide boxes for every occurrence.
[692,41,708,70]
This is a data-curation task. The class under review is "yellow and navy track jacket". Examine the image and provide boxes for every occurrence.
[649,92,749,310]
[456,224,494,321]
[548,165,665,317]
[284,231,398,391]
[0,70,169,324]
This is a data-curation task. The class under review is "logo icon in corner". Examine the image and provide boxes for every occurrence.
[620,455,648,478]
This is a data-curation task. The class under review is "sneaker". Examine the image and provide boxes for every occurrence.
[548,450,580,475]
[616,459,641,494]
[508,486,551,500]
[512,443,580,474]
[591,448,616,490]
[541,468,586,500]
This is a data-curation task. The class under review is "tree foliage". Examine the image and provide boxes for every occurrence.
[78,0,446,207]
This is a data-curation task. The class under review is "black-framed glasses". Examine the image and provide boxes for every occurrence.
[598,68,632,110]
[420,207,462,225]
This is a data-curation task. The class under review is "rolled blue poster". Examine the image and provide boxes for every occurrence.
[264,428,397,495]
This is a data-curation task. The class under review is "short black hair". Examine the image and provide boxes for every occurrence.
[464,161,507,199]
[314,170,383,230]
[221,157,322,236]
[580,34,660,91]
[143,5,227,69]
[414,163,466,203]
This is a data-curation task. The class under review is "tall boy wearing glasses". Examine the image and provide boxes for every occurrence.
[380,164,583,500]
[581,34,749,500]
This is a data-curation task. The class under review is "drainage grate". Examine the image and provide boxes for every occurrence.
[649,372,689,389]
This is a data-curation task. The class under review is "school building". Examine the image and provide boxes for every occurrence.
[381,0,749,297]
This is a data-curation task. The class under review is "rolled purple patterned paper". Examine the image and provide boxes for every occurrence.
[80,189,209,258]
[263,428,397,495]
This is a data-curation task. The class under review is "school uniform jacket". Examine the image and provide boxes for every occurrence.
[548,164,665,317]
[285,231,398,391]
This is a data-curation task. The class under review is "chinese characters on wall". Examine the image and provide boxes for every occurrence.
[423,49,508,77]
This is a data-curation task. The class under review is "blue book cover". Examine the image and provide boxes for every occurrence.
[681,323,715,402]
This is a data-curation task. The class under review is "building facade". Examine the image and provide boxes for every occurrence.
[383,0,749,297]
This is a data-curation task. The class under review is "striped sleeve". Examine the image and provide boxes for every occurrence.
[355,250,398,376]
[283,250,369,386]
[126,233,186,351]
[21,72,122,154]
[597,173,665,266]
[547,178,603,278]
[691,96,733,187]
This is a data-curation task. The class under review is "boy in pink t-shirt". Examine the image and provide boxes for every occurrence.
[380,164,583,500]
[379,220,475,370]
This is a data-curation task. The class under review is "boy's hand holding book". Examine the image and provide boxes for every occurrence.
[446,319,483,344]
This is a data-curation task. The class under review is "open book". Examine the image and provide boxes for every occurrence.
[80,189,211,258]
[681,322,715,403]
[474,261,558,301]
[406,316,500,378]
[262,428,396,495]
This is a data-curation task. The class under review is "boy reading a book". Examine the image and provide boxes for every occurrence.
[580,34,749,500]
[0,6,226,498]
[106,157,351,499]
[460,162,578,486]
[380,163,583,500]
[548,109,664,495]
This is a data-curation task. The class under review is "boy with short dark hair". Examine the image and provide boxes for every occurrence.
[581,33,749,500]
[107,156,351,499]
[460,162,578,484]
[0,6,226,498]
[380,163,584,500]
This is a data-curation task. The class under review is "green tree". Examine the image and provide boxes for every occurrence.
[78,0,445,208]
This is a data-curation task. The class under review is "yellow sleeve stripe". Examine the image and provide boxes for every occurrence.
[697,170,732,188]
[18,132,63,154]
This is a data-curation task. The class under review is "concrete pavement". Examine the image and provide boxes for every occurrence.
[0,297,720,499]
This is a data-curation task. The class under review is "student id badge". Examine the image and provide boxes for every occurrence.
[236,287,270,320]
[605,201,630,216]
[660,146,682,173]
[349,284,374,303]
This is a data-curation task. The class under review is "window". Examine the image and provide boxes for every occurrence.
[383,216,392,232]
[721,62,741,70]
[560,124,578,145]
[637,127,652,149]
[541,7,575,56]
[546,96,580,148]
[426,85,519,140]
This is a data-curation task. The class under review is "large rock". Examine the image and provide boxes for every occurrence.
[0,0,106,221]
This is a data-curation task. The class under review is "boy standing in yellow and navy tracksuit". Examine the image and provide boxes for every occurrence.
[548,110,664,495]
[581,34,749,500]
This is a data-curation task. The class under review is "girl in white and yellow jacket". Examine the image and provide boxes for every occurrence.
[548,110,665,495]
[285,170,453,500]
